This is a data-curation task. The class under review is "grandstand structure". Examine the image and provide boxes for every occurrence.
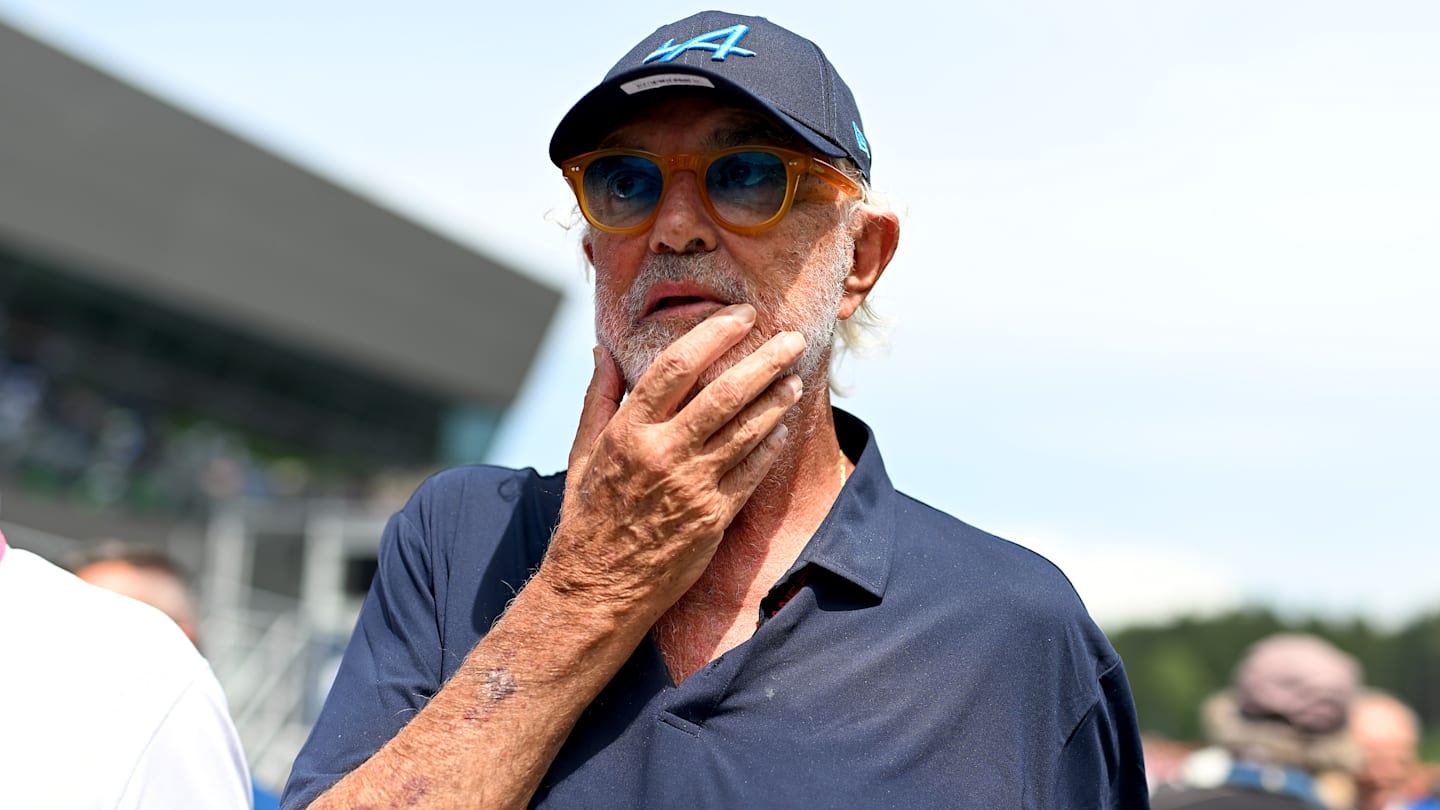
[0,19,561,791]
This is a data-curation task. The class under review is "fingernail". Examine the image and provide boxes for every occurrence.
[770,422,789,444]
[592,346,603,369]
[784,376,803,398]
[784,332,806,353]
[730,303,756,325]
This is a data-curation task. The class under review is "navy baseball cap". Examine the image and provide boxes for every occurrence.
[549,11,873,182]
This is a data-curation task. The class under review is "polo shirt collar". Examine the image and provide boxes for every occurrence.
[787,407,894,600]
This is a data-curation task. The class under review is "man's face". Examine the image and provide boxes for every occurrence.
[582,96,856,393]
[1353,697,1420,804]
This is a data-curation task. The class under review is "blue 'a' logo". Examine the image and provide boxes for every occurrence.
[853,122,871,160]
[644,24,756,64]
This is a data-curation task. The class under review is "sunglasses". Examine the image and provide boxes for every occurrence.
[560,146,862,235]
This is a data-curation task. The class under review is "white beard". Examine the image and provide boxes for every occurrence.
[594,232,852,394]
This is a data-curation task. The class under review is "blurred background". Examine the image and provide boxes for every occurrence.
[1,0,1436,795]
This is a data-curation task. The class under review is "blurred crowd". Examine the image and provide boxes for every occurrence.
[1147,633,1439,809]
[0,321,388,515]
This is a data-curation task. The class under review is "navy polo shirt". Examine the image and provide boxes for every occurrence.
[284,409,1150,808]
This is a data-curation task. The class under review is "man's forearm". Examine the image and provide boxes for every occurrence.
[310,570,652,810]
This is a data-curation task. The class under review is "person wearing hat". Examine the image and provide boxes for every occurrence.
[1152,633,1366,809]
[284,11,1148,808]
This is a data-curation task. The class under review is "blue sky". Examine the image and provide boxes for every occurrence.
[3,1,1436,630]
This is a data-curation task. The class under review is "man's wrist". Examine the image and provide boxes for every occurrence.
[518,563,654,649]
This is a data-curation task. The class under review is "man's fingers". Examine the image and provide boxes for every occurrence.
[672,330,806,442]
[702,371,802,464]
[625,304,757,422]
[718,420,790,504]
[567,345,625,473]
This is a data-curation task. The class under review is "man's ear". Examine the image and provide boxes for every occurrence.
[582,232,596,266]
[838,208,900,321]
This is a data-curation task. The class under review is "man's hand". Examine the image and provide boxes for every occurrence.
[540,303,806,623]
[308,304,806,810]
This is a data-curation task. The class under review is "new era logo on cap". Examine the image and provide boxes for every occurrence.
[550,11,874,183]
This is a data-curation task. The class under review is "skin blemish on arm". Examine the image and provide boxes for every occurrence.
[461,667,520,724]
[483,668,518,701]
[401,777,430,806]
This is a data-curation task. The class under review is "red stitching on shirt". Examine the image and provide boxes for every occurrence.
[759,567,813,626]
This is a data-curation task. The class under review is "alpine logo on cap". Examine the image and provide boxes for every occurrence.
[853,122,871,160]
[644,24,756,63]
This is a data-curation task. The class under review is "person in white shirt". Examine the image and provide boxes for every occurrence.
[0,529,252,809]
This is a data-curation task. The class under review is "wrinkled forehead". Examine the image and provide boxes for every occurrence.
[594,93,804,153]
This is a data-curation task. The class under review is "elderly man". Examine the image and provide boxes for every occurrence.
[284,11,1147,808]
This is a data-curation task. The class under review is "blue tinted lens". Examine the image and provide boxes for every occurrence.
[583,155,663,229]
[706,151,789,225]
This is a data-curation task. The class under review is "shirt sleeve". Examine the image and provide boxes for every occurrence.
[117,661,254,809]
[282,507,444,809]
[1051,655,1152,807]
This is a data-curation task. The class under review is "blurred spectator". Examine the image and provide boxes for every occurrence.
[66,540,282,810]
[0,529,251,808]
[1152,633,1364,809]
[68,540,201,646]
[1351,689,1440,810]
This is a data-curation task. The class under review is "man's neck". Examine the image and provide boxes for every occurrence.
[653,392,847,681]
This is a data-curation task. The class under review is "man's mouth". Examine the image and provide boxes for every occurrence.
[642,283,732,320]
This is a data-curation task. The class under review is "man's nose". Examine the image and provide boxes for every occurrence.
[649,171,719,255]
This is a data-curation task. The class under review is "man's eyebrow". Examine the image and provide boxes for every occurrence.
[705,120,796,150]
